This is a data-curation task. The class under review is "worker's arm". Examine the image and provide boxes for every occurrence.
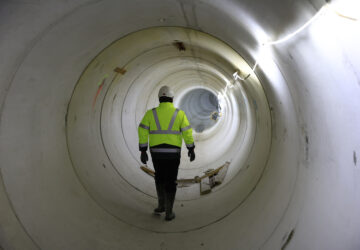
[138,110,150,151]
[180,111,195,149]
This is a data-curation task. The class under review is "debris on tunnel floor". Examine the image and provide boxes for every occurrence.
[140,165,155,177]
[199,162,229,195]
[140,162,230,195]
[177,161,230,194]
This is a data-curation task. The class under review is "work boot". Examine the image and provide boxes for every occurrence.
[165,211,175,221]
[165,191,176,221]
[154,182,165,214]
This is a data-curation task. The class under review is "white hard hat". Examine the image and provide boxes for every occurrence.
[158,85,174,98]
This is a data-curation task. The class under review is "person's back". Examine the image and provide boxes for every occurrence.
[138,86,195,221]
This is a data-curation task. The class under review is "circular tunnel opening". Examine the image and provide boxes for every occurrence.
[65,26,272,232]
[2,1,358,249]
[179,88,221,133]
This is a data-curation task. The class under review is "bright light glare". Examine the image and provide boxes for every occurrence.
[232,1,359,84]
[267,6,328,45]
[232,6,327,82]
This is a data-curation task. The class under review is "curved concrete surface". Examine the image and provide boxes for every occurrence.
[0,0,359,249]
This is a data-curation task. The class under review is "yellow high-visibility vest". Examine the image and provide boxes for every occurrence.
[138,102,194,153]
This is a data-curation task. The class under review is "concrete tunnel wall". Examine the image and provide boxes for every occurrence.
[0,0,359,249]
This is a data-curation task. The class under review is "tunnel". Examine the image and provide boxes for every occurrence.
[0,0,359,249]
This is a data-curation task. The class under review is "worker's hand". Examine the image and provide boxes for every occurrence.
[140,151,148,164]
[188,148,195,162]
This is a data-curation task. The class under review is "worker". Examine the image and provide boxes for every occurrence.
[138,85,195,221]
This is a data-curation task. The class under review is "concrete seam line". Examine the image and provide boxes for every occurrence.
[0,0,103,128]
[0,169,41,250]
[0,1,105,249]
[255,58,302,249]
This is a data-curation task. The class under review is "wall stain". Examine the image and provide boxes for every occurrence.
[288,50,294,60]
[112,94,117,104]
[177,0,200,29]
[283,128,288,141]
[114,67,126,75]
[270,106,277,140]
[301,124,309,165]
[92,75,108,109]
[305,135,309,162]
[173,40,186,51]
[354,151,357,166]
[281,229,295,250]
[253,99,258,110]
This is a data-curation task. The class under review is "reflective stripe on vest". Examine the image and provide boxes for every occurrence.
[180,125,191,132]
[150,148,181,153]
[149,108,180,134]
[152,108,162,131]
[149,130,181,135]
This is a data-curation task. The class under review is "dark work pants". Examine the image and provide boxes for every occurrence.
[152,157,180,212]
[152,157,180,195]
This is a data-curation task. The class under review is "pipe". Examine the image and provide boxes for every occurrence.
[0,0,359,249]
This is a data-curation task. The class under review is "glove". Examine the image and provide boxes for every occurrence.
[140,151,148,164]
[188,148,195,162]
